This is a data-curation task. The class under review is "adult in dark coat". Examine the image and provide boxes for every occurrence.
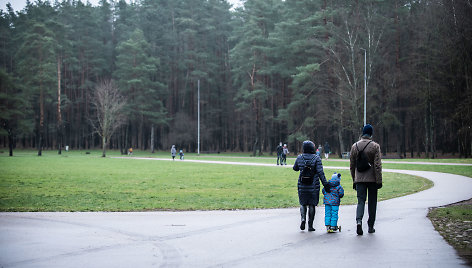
[324,141,331,160]
[293,140,330,231]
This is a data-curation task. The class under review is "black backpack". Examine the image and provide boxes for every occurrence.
[300,156,316,184]
[356,141,373,172]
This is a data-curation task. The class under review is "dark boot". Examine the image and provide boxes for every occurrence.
[307,205,315,231]
[300,205,307,230]
[308,221,315,232]
[368,226,375,233]
[300,221,306,230]
[356,222,363,235]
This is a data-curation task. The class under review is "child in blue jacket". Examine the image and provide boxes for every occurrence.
[322,173,345,232]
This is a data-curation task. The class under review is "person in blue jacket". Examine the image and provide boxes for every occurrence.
[293,140,330,232]
[322,172,345,232]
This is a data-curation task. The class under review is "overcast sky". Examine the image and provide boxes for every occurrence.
[1,0,243,13]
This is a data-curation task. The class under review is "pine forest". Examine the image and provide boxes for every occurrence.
[0,0,471,158]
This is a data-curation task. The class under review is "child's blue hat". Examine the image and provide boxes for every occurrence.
[331,173,341,180]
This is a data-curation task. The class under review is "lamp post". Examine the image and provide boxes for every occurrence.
[360,48,367,126]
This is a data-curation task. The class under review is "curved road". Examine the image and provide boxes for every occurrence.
[1,158,471,267]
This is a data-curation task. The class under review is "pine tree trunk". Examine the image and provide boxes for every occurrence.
[8,127,13,156]
[338,95,345,157]
[120,126,125,155]
[253,103,262,156]
[429,101,435,159]
[424,110,429,159]
[151,124,155,153]
[402,112,406,158]
[38,85,44,157]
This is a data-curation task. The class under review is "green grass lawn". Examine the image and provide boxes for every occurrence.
[429,205,472,220]
[0,150,433,211]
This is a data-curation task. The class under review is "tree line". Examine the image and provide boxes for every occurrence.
[1,0,471,158]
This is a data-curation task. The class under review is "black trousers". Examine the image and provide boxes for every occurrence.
[277,154,282,165]
[356,182,378,227]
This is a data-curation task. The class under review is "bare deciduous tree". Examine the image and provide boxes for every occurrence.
[90,80,127,157]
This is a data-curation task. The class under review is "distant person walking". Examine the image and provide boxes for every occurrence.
[324,141,331,160]
[350,124,382,235]
[276,142,283,165]
[282,144,289,165]
[179,149,184,160]
[293,140,330,232]
[171,145,176,160]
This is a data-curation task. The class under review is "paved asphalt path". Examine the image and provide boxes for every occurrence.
[1,158,472,267]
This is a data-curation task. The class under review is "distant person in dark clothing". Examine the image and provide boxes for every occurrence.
[293,140,330,232]
[179,149,184,160]
[276,142,283,165]
[324,141,331,160]
[350,124,382,235]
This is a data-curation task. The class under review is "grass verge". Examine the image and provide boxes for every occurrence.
[428,199,472,266]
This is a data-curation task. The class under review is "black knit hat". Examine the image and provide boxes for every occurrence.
[362,124,373,137]
[302,140,315,154]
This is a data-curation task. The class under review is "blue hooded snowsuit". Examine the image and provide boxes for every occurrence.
[322,173,344,227]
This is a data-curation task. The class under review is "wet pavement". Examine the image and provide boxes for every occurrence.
[1,161,471,267]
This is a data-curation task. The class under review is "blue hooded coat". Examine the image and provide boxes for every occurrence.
[322,173,344,206]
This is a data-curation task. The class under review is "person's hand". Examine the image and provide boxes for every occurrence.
[353,183,357,190]
[377,183,382,189]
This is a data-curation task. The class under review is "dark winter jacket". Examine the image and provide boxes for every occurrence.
[293,153,329,206]
[322,173,344,206]
[276,145,283,156]
[324,142,330,154]
[349,137,382,184]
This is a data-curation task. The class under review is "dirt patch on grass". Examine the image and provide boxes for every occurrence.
[428,199,472,266]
